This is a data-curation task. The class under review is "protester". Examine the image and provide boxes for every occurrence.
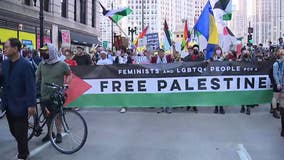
[211,46,225,114]
[183,45,203,62]
[151,49,173,114]
[22,48,38,72]
[58,48,66,62]
[239,49,255,115]
[270,49,284,119]
[97,51,113,65]
[73,46,93,65]
[151,48,173,64]
[113,49,133,113]
[183,45,201,113]
[1,38,36,160]
[114,50,132,65]
[65,51,78,66]
[32,49,42,65]
[36,43,72,143]
[224,50,236,61]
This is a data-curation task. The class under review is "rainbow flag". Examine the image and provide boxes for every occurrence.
[181,20,190,51]
[133,26,148,48]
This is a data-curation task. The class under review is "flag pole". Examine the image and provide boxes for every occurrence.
[113,22,128,37]
[111,2,114,53]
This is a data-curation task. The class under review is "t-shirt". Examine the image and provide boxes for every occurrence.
[73,54,92,65]
[65,59,78,66]
[36,61,71,100]
[97,59,113,65]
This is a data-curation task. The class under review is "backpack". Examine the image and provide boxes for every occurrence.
[269,61,281,85]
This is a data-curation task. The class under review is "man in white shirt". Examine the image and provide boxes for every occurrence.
[96,51,113,65]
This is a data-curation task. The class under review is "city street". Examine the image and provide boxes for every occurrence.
[0,105,283,160]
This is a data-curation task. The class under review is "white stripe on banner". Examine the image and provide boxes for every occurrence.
[84,75,271,94]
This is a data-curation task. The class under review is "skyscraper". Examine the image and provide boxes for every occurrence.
[229,0,247,39]
[100,0,196,47]
[249,0,284,44]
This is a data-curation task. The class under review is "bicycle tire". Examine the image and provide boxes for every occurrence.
[49,109,88,154]
[0,110,6,119]
[27,107,38,141]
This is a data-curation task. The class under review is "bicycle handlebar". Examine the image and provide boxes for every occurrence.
[45,83,68,90]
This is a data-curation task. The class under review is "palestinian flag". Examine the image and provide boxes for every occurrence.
[99,2,133,23]
[133,26,148,48]
[214,0,232,21]
[163,20,172,51]
[181,20,191,51]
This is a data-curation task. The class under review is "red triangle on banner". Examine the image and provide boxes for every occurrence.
[65,73,92,106]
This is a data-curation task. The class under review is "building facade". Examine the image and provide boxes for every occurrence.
[0,0,100,50]
[99,0,196,47]
[237,0,284,44]
[229,0,248,40]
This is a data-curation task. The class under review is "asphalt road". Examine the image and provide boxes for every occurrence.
[0,105,283,160]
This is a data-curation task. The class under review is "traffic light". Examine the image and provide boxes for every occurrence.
[248,27,253,34]
[248,34,253,44]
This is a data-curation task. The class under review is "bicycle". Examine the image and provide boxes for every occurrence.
[28,83,88,154]
[0,108,6,119]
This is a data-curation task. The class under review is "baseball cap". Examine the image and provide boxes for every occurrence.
[39,45,48,51]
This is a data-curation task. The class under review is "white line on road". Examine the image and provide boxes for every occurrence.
[29,141,51,158]
[29,133,67,158]
[237,144,253,160]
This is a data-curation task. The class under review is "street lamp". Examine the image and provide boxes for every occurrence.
[33,0,44,48]
[128,27,137,43]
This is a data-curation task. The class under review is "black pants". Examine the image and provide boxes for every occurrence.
[6,111,29,159]
[280,108,284,131]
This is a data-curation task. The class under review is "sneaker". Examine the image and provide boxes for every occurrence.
[214,107,218,114]
[55,134,62,144]
[120,108,127,113]
[193,107,198,113]
[246,107,251,115]
[281,131,284,137]
[220,107,225,114]
[42,132,55,143]
[240,106,245,113]
[157,108,165,114]
[186,107,191,111]
[166,108,172,114]
[273,110,280,119]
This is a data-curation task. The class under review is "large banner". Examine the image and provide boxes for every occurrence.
[68,61,273,108]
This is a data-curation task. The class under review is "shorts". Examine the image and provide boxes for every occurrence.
[273,84,281,93]
[40,100,57,117]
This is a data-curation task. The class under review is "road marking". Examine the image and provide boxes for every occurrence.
[29,133,67,158]
[237,144,252,160]
[29,141,51,158]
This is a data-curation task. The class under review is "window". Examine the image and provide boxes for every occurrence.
[44,0,49,12]
[24,0,31,6]
[80,0,87,24]
[61,0,67,17]
[92,0,96,27]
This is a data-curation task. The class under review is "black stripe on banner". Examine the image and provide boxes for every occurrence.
[71,61,273,79]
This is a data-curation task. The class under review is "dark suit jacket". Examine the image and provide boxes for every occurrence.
[1,57,36,117]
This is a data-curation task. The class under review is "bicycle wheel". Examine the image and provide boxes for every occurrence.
[49,108,88,154]
[0,109,6,119]
[27,106,39,141]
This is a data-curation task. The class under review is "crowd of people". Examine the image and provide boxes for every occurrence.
[1,37,284,159]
